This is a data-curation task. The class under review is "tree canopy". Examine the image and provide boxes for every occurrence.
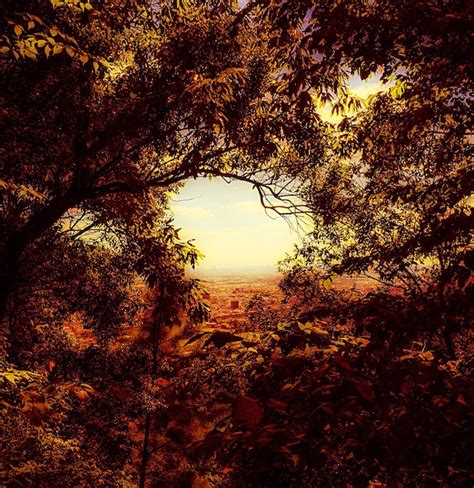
[1,0,472,486]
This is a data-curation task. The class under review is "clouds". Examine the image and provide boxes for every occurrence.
[172,205,212,219]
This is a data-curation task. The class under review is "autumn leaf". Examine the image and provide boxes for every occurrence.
[233,395,263,430]
[352,379,375,402]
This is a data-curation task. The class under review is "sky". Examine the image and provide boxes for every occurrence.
[171,178,301,273]
[170,75,386,273]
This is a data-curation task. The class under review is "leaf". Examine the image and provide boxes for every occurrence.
[352,379,375,402]
[322,278,332,289]
[419,351,434,361]
[233,395,263,430]
[297,322,312,334]
[334,356,353,371]
[14,25,23,36]
[74,388,90,401]
[312,325,329,335]
[33,401,49,412]
[432,396,449,408]
[268,398,287,410]
[53,44,64,55]
[155,377,170,388]
[457,394,468,406]
[4,373,16,383]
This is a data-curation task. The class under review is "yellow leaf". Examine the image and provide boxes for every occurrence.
[445,114,455,125]
[50,27,58,37]
[25,49,37,60]
[28,44,39,55]
[93,60,99,71]
[14,25,23,36]
[28,20,35,30]
[53,44,63,55]
[322,278,332,289]
[79,53,89,64]
[44,45,51,57]
[36,40,47,47]
[66,46,75,57]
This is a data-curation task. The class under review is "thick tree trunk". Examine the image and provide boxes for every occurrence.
[0,271,15,324]
[0,195,76,323]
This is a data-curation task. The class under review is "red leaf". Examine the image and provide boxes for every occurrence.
[233,395,263,430]
[352,379,375,402]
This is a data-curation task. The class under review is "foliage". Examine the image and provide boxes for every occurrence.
[1,0,473,486]
[137,301,474,487]
[244,293,284,330]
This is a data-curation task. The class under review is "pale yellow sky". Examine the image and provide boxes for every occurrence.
[171,75,386,272]
[171,179,301,272]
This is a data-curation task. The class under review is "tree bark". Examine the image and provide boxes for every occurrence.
[0,194,76,322]
[139,412,152,488]
[139,311,161,488]
[442,326,456,360]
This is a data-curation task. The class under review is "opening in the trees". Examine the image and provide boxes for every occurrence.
[1,1,472,487]
[172,179,299,274]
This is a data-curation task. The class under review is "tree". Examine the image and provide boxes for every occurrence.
[1,1,473,486]
[0,0,327,322]
[279,0,473,355]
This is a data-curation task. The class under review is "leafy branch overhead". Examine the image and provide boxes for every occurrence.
[0,0,472,487]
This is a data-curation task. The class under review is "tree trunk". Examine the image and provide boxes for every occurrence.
[0,194,76,322]
[139,412,152,488]
[139,311,161,488]
[435,248,456,359]
[442,325,456,360]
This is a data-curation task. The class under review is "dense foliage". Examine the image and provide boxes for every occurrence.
[1,0,472,486]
